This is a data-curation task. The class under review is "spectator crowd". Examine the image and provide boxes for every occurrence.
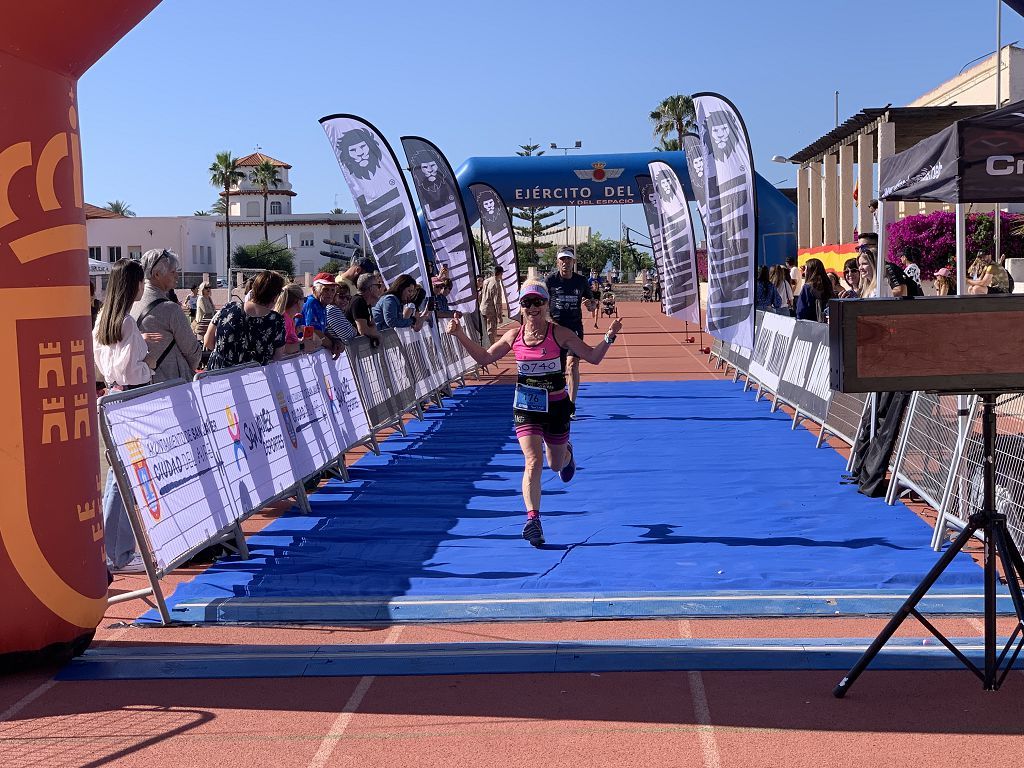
[92,248,484,575]
[755,231,1016,324]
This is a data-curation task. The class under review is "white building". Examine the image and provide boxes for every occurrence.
[218,152,365,278]
[86,151,365,285]
[86,205,218,288]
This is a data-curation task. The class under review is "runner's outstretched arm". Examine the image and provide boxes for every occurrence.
[447,320,516,366]
[555,319,623,365]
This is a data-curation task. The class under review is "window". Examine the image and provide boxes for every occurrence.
[107,246,121,262]
[192,245,199,263]
[127,246,142,260]
[246,201,260,217]
[353,233,360,245]
[270,201,282,215]
[300,260,314,275]
[205,246,213,264]
[344,234,350,243]
[88,246,101,260]
[300,231,314,248]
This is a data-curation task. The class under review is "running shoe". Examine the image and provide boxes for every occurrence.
[111,553,147,574]
[522,517,545,547]
[558,443,576,483]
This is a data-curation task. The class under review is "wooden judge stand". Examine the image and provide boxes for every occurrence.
[828,295,1024,696]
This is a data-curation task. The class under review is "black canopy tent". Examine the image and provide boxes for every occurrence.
[877,98,1024,293]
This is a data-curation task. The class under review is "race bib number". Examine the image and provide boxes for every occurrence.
[513,384,549,413]
[517,357,561,376]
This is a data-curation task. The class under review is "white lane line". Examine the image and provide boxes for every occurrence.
[678,621,721,768]
[0,680,57,723]
[306,625,404,768]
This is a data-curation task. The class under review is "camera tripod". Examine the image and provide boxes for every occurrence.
[834,393,1024,697]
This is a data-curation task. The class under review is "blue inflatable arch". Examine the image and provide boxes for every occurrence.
[453,151,796,266]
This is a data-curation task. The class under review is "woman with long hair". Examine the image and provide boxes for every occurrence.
[754,265,783,312]
[933,268,957,296]
[94,258,165,574]
[795,257,834,322]
[446,280,623,547]
[769,264,794,311]
[192,282,216,339]
[857,248,877,298]
[373,273,426,331]
[839,257,860,298]
[204,269,287,370]
[274,283,306,356]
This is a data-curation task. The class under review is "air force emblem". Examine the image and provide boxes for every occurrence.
[574,162,624,182]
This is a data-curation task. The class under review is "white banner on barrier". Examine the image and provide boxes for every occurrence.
[422,324,449,393]
[267,356,340,480]
[103,385,233,572]
[748,312,795,393]
[313,349,371,449]
[196,367,295,515]
[456,316,476,372]
[396,327,435,401]
[383,337,415,402]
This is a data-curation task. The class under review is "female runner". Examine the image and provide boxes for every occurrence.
[447,280,623,546]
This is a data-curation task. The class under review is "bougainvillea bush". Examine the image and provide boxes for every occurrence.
[696,249,708,281]
[886,210,1023,280]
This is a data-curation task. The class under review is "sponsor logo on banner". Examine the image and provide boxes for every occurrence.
[324,376,340,413]
[694,93,757,349]
[470,183,521,319]
[275,390,298,449]
[225,405,245,467]
[320,115,430,289]
[647,161,700,324]
[401,137,479,313]
[574,162,625,182]
[126,437,161,521]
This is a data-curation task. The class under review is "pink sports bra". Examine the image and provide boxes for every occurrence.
[512,322,567,397]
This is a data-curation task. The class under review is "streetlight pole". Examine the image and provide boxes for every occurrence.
[550,140,583,254]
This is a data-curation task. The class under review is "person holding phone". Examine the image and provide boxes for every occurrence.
[446,280,622,547]
[372,274,427,331]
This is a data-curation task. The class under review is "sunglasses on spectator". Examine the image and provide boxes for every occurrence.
[521,297,547,308]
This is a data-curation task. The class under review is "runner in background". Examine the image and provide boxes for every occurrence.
[545,247,594,410]
[447,281,622,547]
[587,269,602,328]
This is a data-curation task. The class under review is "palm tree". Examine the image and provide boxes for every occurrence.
[330,207,345,214]
[193,209,210,216]
[104,200,135,216]
[210,199,227,216]
[650,94,696,150]
[249,159,282,241]
[654,136,680,152]
[209,151,244,280]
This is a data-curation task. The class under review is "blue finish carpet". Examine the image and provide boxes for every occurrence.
[145,381,985,623]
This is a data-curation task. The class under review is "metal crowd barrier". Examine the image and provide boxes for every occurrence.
[97,327,479,624]
[933,393,1024,553]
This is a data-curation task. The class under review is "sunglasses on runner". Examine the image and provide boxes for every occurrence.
[521,297,547,308]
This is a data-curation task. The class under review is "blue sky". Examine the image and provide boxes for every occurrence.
[79,0,1024,245]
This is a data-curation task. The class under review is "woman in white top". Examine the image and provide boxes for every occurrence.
[94,259,163,573]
